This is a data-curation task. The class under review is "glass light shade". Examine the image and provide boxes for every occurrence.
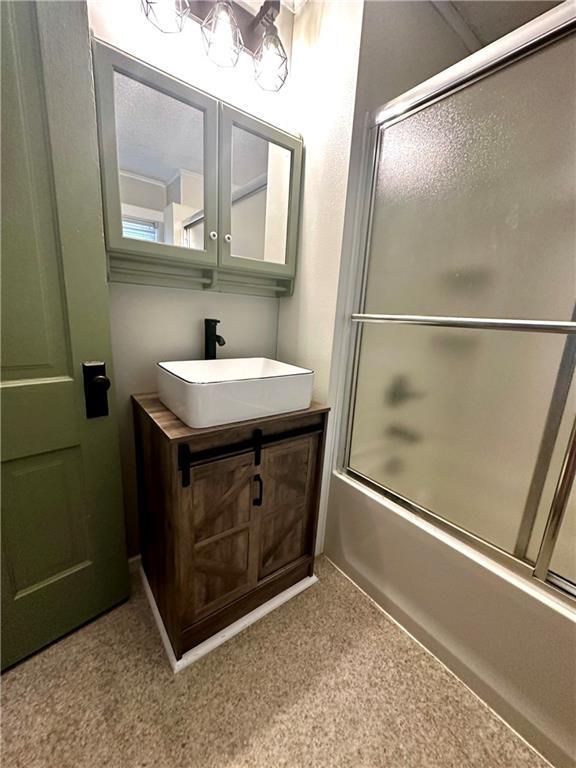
[254,24,288,92]
[141,0,188,33]
[201,1,243,68]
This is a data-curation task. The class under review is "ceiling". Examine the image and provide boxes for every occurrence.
[235,0,309,14]
[115,72,205,183]
[239,0,562,32]
[434,1,561,50]
[115,72,268,187]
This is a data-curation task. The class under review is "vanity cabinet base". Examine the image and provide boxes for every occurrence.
[181,559,312,652]
[141,565,317,672]
[133,394,329,660]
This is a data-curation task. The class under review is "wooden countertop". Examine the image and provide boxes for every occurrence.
[132,393,329,443]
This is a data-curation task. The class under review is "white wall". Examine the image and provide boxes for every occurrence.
[264,144,290,264]
[230,144,292,263]
[109,283,278,555]
[231,189,267,260]
[88,0,295,553]
[276,0,364,403]
[120,172,166,210]
[88,0,296,131]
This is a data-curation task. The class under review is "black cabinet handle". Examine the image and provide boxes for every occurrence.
[253,474,263,507]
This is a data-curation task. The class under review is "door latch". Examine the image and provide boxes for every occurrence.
[253,474,264,507]
[82,361,111,419]
[253,428,263,466]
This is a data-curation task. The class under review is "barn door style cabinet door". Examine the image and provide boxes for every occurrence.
[133,395,328,660]
[93,41,303,297]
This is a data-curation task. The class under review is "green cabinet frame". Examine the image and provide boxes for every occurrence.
[218,104,302,280]
[92,40,302,297]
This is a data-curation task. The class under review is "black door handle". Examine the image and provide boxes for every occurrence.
[82,362,111,418]
[253,474,263,507]
[93,374,111,391]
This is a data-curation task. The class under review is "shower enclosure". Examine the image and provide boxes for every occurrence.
[337,7,576,600]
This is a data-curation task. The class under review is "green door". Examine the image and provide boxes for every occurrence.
[1,1,129,670]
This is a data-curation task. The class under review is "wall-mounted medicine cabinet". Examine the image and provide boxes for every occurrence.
[92,41,303,297]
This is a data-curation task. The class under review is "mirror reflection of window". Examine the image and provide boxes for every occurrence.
[121,216,159,242]
[230,125,291,264]
[113,72,205,250]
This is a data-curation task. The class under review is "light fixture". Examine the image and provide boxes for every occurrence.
[201,1,244,68]
[142,0,290,92]
[140,0,189,33]
[253,21,288,92]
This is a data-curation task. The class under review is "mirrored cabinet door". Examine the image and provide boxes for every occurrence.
[93,42,218,267]
[219,105,302,278]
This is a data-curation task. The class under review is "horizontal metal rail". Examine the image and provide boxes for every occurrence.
[351,314,576,334]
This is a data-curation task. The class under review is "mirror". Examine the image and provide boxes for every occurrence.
[230,125,291,264]
[114,72,205,250]
[95,41,302,291]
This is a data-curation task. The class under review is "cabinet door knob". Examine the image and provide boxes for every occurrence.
[209,231,218,241]
[224,234,232,243]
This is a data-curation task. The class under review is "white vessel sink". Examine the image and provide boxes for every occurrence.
[157,357,314,428]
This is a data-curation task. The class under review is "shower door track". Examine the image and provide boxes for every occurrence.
[343,466,576,611]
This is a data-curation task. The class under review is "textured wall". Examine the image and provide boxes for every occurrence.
[276,0,365,403]
[88,0,296,131]
[109,284,278,555]
[351,1,470,117]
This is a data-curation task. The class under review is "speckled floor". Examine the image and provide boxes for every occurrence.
[2,557,551,768]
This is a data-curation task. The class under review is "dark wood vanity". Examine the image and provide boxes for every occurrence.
[132,394,329,659]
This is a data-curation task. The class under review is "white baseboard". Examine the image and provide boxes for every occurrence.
[140,566,318,674]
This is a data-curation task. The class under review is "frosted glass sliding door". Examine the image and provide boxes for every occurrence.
[363,34,576,321]
[349,325,568,555]
[347,31,576,590]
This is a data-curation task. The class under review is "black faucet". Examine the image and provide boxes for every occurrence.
[204,318,226,360]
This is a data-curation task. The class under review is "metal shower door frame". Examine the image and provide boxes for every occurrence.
[333,2,576,599]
